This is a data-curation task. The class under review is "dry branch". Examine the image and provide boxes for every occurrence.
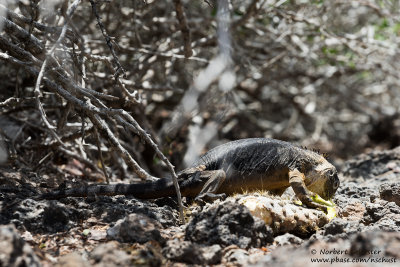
[89,0,125,78]
[0,4,186,218]
[173,0,192,58]
[88,0,140,103]
[0,17,43,55]
[0,3,76,39]
[0,51,154,180]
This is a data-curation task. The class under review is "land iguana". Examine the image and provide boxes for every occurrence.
[38,138,340,211]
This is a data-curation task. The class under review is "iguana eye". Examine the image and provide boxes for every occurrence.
[327,169,335,176]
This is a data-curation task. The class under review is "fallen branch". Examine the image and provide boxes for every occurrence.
[173,0,192,58]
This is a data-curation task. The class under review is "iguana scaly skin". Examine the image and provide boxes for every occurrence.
[39,138,340,210]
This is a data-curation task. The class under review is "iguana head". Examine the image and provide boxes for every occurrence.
[303,158,340,200]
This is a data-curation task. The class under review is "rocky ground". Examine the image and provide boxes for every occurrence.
[1,147,400,266]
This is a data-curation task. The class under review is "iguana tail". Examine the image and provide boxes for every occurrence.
[39,178,176,200]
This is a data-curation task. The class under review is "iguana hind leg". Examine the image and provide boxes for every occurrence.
[177,165,207,180]
[289,168,328,212]
[195,170,226,204]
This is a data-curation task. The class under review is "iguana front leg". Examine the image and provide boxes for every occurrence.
[289,168,328,212]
